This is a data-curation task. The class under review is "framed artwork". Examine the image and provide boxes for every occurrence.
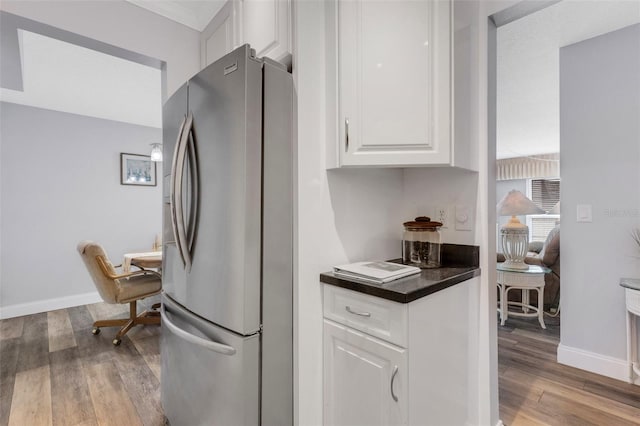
[120,153,157,186]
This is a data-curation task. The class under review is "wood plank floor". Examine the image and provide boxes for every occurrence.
[4,299,640,425]
[499,313,640,425]
[0,296,163,426]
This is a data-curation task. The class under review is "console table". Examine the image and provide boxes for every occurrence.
[497,263,551,329]
[620,278,640,384]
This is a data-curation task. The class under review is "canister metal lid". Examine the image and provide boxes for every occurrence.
[403,216,443,230]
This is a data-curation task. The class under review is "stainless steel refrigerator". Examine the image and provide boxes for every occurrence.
[160,45,294,426]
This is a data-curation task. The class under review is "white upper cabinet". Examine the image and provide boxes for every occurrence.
[201,1,239,68]
[240,0,292,63]
[326,0,452,168]
[200,0,292,69]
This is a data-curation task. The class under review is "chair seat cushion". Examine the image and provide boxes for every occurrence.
[116,274,162,303]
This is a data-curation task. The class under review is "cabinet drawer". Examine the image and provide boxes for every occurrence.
[323,285,408,347]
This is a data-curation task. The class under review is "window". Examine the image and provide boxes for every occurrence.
[527,178,560,242]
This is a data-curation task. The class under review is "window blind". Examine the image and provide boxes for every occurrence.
[531,179,560,212]
[529,178,560,242]
[531,217,559,243]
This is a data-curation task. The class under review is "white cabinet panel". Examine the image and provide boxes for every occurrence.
[202,0,291,69]
[200,1,238,68]
[324,319,407,426]
[328,0,451,167]
[241,0,291,61]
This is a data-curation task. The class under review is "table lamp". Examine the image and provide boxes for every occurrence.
[497,190,544,270]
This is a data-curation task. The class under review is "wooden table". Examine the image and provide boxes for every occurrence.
[123,251,162,272]
[497,262,551,329]
[620,278,640,384]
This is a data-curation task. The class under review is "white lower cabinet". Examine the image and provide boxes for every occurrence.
[323,279,475,425]
[324,319,407,426]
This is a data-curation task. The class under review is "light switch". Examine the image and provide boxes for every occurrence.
[455,205,472,231]
[576,204,592,222]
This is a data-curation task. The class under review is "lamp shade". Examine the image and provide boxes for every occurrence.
[548,201,560,214]
[497,190,544,216]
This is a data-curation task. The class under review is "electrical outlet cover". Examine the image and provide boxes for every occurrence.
[435,206,449,228]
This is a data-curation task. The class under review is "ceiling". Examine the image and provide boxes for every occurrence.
[0,1,227,129]
[496,0,640,159]
[0,29,162,128]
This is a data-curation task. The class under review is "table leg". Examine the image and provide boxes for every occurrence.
[537,286,546,329]
[502,287,511,325]
[498,283,505,325]
[522,289,530,314]
[628,310,637,383]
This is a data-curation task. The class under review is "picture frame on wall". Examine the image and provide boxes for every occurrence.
[120,153,157,186]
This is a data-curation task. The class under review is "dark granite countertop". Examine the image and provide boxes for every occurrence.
[320,244,481,303]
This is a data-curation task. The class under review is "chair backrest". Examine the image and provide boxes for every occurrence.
[77,241,119,304]
[539,225,560,269]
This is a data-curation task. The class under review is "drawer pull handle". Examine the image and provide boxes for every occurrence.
[345,306,371,317]
[345,118,350,152]
[390,365,399,402]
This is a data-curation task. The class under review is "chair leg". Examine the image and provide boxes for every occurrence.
[93,319,129,328]
[93,300,160,345]
[115,319,136,340]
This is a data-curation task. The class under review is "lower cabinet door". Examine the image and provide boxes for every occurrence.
[324,319,407,426]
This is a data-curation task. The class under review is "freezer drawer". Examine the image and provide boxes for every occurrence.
[161,295,260,426]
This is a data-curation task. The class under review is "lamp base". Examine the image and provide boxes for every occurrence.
[500,259,529,270]
[500,223,529,271]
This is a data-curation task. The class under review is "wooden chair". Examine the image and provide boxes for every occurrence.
[77,240,162,345]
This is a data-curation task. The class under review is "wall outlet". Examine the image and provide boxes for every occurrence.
[434,206,449,228]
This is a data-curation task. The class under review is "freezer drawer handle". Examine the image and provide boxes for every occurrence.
[161,305,237,356]
[345,306,371,317]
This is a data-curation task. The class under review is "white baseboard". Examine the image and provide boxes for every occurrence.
[0,292,102,320]
[557,343,635,384]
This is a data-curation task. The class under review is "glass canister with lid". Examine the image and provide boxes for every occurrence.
[402,216,443,269]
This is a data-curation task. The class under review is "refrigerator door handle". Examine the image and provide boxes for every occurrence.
[161,304,237,356]
[169,115,187,256]
[171,112,194,271]
[185,122,199,254]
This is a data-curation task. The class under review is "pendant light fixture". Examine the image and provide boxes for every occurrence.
[150,143,163,162]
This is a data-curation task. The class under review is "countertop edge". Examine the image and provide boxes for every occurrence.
[320,268,481,303]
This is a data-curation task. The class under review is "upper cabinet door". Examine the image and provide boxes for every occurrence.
[200,1,239,68]
[333,0,451,167]
[240,0,292,62]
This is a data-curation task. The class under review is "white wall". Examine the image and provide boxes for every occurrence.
[558,24,640,380]
[0,103,162,317]
[401,168,479,246]
[0,0,200,98]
